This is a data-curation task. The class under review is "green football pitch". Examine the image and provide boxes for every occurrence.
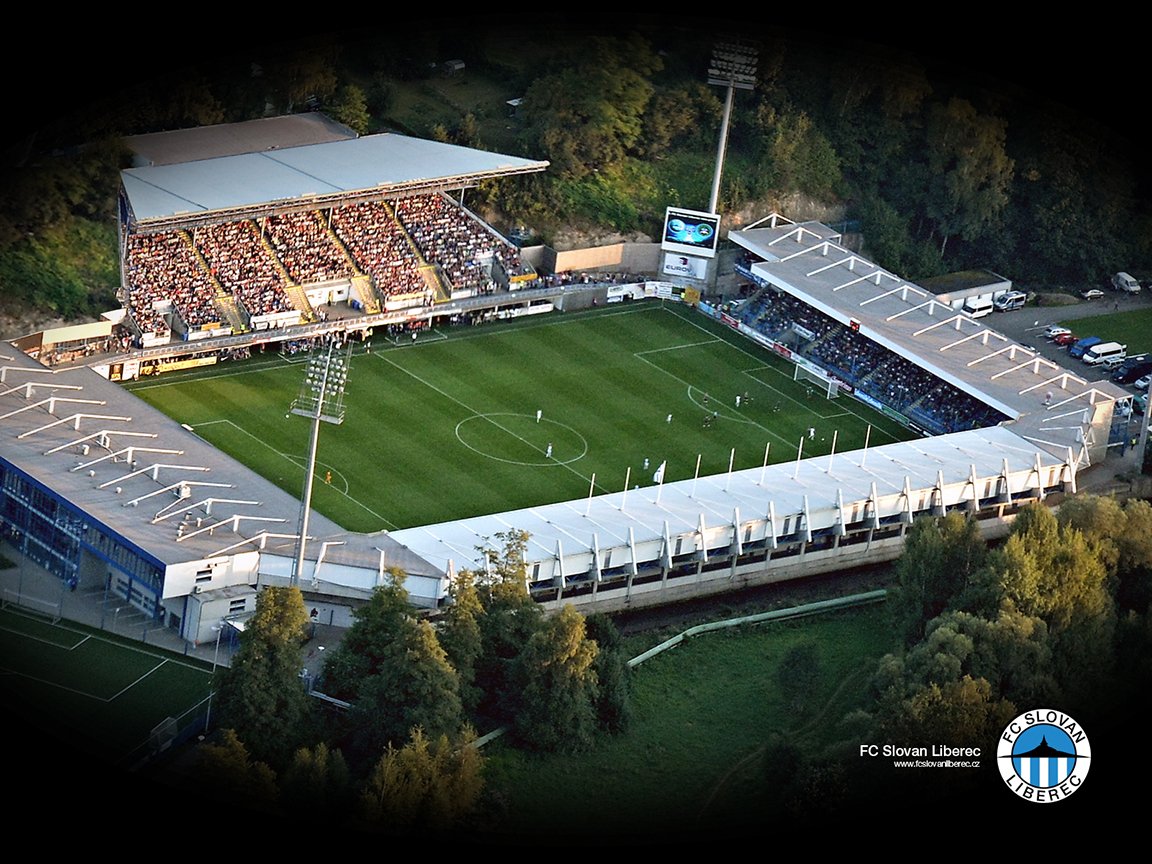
[0,605,212,768]
[126,302,914,533]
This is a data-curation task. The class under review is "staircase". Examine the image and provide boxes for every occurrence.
[350,276,381,315]
[422,265,451,303]
[389,201,447,302]
[317,209,362,277]
[285,283,317,322]
[214,292,249,333]
[182,230,247,332]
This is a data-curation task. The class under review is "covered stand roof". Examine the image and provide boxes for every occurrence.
[124,113,360,167]
[121,131,550,232]
[0,348,437,581]
[388,424,1071,578]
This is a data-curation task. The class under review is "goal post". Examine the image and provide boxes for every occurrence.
[793,363,839,399]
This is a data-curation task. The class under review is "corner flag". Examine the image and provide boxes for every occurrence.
[652,460,667,484]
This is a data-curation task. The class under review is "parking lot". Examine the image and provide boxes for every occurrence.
[989,289,1150,387]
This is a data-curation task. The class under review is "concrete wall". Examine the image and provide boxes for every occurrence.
[552,242,662,275]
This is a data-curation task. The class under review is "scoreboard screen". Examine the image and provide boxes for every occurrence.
[661,207,721,259]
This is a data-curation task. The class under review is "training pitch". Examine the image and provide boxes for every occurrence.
[126,302,914,533]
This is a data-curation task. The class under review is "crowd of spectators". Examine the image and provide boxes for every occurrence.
[120,193,541,346]
[124,231,220,338]
[393,194,520,293]
[195,221,296,319]
[262,210,357,286]
[530,270,648,290]
[738,288,1007,434]
[329,201,427,299]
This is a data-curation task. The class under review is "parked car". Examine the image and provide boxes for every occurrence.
[1112,272,1142,294]
[1102,354,1127,371]
[1044,325,1072,340]
[994,290,1027,311]
[1081,289,1105,300]
[962,296,994,318]
[1134,373,1152,391]
[1053,332,1078,347]
[1068,336,1103,359]
[1135,394,1147,415]
[1113,355,1152,384]
[1083,341,1126,366]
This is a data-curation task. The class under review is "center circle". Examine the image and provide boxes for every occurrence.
[455,413,588,466]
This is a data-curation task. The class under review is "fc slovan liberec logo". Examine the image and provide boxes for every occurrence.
[998,709,1090,803]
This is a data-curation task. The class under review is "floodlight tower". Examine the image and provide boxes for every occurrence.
[288,335,352,588]
[707,38,759,215]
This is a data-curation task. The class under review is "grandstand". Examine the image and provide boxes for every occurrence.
[115,125,550,349]
[727,214,1129,460]
[0,119,1134,647]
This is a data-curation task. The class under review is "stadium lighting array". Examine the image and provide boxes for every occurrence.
[707,39,759,90]
[288,336,352,587]
[707,38,759,216]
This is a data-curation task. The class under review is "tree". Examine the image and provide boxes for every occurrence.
[585,612,633,734]
[326,83,373,135]
[256,36,341,113]
[856,196,941,281]
[319,568,412,702]
[888,511,987,646]
[878,675,1016,750]
[1058,494,1152,614]
[476,528,535,606]
[901,608,1059,707]
[438,567,485,715]
[356,726,485,835]
[923,97,1014,257]
[511,604,599,753]
[472,530,544,724]
[1114,499,1152,614]
[213,586,314,768]
[346,617,464,768]
[453,113,482,149]
[184,728,280,815]
[758,107,842,199]
[279,742,353,823]
[1005,105,1135,283]
[519,33,662,179]
[640,83,721,158]
[967,503,1117,703]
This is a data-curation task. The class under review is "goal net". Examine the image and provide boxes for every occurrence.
[793,364,839,399]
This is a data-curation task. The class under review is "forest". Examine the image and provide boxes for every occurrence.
[0,16,1148,333]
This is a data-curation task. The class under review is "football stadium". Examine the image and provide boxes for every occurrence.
[0,113,1137,652]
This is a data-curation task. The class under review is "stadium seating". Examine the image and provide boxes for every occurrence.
[737,287,1008,434]
[119,194,536,346]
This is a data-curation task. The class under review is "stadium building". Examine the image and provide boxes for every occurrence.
[1,117,1136,644]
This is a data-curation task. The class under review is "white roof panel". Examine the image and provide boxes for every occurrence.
[121,132,549,226]
[389,425,1067,574]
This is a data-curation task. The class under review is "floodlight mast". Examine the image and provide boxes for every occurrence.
[288,336,351,588]
[707,39,758,216]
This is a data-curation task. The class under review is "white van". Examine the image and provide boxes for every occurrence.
[1083,341,1127,366]
[993,291,1027,312]
[962,297,994,318]
[1112,272,1141,295]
